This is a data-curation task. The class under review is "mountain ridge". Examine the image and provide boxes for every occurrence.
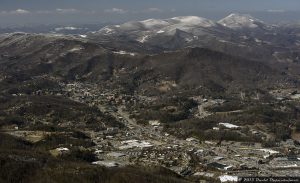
[95,13,265,35]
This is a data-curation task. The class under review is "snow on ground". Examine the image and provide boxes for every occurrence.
[137,35,149,43]
[119,140,153,150]
[291,94,300,99]
[193,172,214,178]
[255,38,262,43]
[79,34,87,38]
[219,123,240,129]
[185,38,194,42]
[277,164,298,168]
[258,148,279,155]
[113,50,136,56]
[219,40,229,43]
[101,27,115,35]
[157,30,165,34]
[56,147,70,152]
[219,175,238,182]
[68,46,84,52]
[92,161,119,167]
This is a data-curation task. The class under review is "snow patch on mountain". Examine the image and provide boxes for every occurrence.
[137,35,150,43]
[79,34,87,38]
[170,16,216,27]
[101,27,116,35]
[185,38,194,43]
[140,19,170,29]
[96,16,217,36]
[218,13,264,29]
[113,50,136,56]
[55,27,81,31]
[93,14,269,43]
[68,46,84,52]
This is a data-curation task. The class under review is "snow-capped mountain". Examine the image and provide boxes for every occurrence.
[85,14,300,63]
[168,16,216,27]
[90,15,225,50]
[218,13,266,29]
[94,16,218,37]
[94,14,272,38]
[92,14,272,46]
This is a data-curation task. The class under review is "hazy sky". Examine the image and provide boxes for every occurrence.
[1,0,300,26]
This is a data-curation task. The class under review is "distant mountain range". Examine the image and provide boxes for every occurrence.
[0,13,300,96]
[2,13,300,66]
[0,23,109,34]
[84,14,300,64]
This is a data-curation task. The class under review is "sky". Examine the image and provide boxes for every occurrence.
[1,0,300,26]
